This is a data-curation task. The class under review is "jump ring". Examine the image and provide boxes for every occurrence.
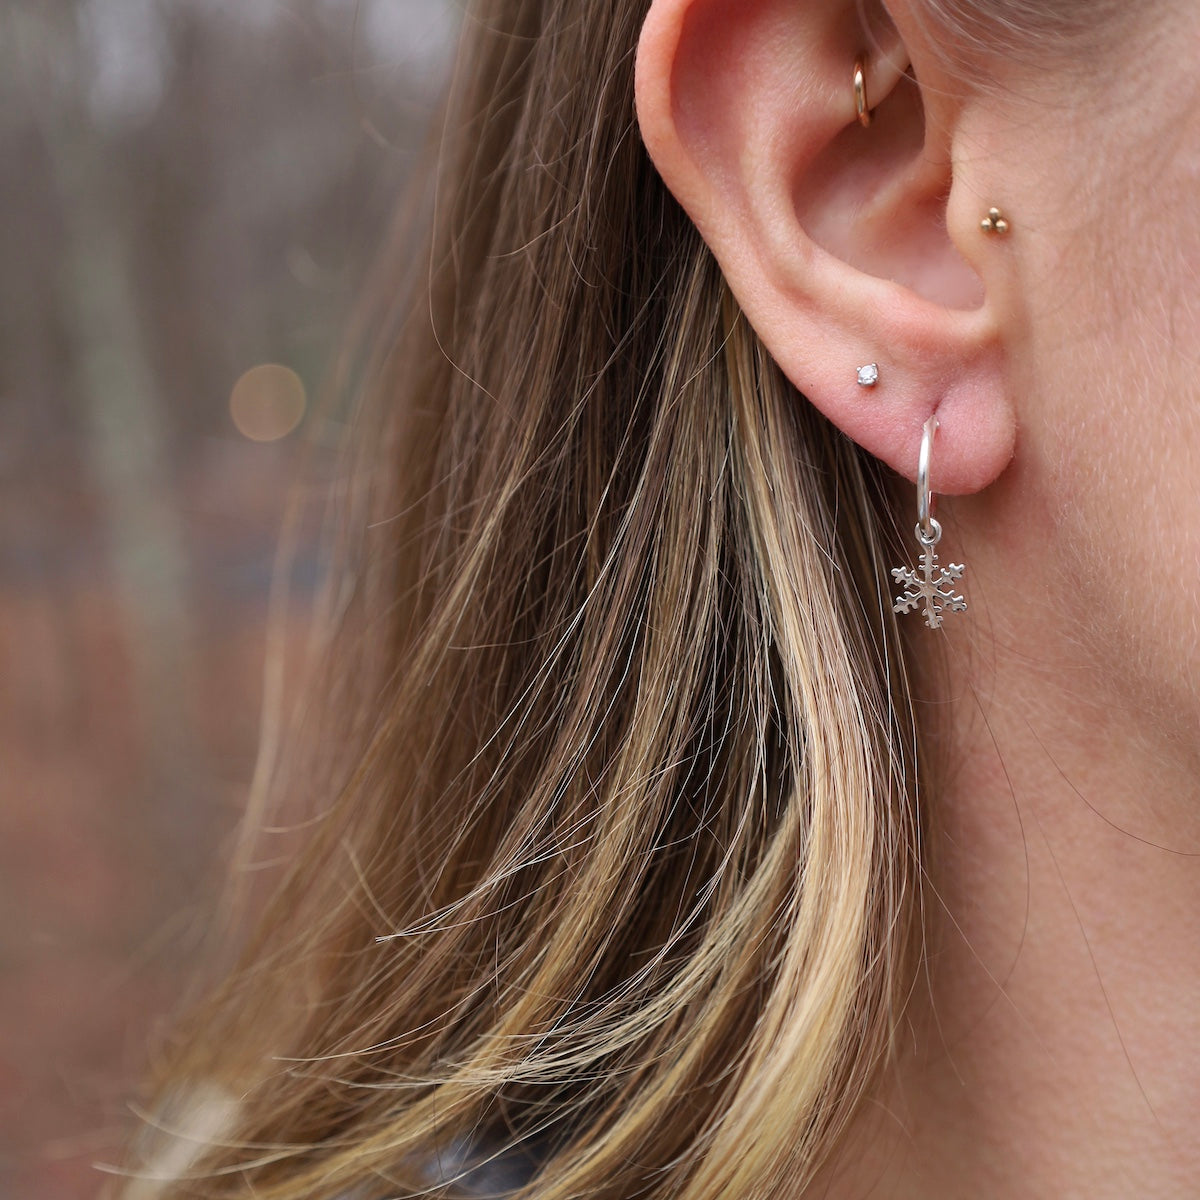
[916,517,942,548]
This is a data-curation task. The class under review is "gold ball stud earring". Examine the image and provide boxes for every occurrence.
[853,58,872,127]
[981,207,1010,235]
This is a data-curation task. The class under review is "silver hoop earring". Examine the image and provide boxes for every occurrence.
[891,415,967,629]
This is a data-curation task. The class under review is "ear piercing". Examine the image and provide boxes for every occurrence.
[890,415,968,629]
[852,379,970,628]
[981,207,1010,235]
[852,58,1008,243]
[853,58,872,127]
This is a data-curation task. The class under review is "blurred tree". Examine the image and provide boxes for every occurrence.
[0,2,456,1194]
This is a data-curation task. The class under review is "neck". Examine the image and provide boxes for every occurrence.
[808,494,1200,1198]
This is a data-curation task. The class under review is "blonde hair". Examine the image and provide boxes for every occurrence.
[111,0,1122,1193]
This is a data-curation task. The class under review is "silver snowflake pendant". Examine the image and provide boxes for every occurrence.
[891,526,967,630]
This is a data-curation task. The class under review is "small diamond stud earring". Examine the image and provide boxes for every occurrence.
[981,207,1010,235]
[857,363,880,388]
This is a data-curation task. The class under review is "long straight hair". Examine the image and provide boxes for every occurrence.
[113,1,955,1195]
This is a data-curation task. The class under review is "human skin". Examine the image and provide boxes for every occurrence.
[635,0,1199,1194]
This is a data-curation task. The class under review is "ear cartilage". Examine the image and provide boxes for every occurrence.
[981,207,1010,235]
[856,362,880,388]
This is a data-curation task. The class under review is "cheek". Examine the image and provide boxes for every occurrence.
[1025,173,1200,734]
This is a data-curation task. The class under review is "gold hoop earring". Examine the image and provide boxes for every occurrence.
[853,58,872,127]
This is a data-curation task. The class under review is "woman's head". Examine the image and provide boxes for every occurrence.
[116,1,1197,1196]
[636,0,1199,742]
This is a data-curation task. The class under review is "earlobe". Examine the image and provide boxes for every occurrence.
[634,0,1016,494]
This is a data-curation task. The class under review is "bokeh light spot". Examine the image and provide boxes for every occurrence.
[229,364,307,442]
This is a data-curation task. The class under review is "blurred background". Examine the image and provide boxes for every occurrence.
[0,1,457,1193]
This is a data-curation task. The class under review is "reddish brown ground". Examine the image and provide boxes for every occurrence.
[0,445,318,1195]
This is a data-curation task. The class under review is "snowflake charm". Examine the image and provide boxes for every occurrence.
[891,542,967,630]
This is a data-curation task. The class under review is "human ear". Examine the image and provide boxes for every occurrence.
[634,0,1015,493]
